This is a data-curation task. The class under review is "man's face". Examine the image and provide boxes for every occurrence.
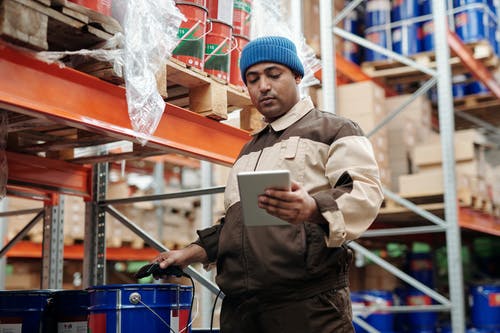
[245,62,301,122]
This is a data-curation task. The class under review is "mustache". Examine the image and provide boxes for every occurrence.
[258,94,276,102]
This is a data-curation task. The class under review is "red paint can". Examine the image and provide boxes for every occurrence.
[68,0,112,16]
[229,34,249,87]
[207,0,234,26]
[232,0,252,38]
[204,20,234,81]
[172,3,209,71]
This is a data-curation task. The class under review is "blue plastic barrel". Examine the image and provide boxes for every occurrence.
[422,20,434,51]
[392,21,421,56]
[408,252,435,288]
[470,283,500,329]
[88,283,193,333]
[467,80,489,94]
[0,290,56,333]
[365,0,391,27]
[343,11,361,64]
[351,291,367,333]
[488,17,497,54]
[419,0,432,15]
[454,4,490,43]
[364,26,389,61]
[392,0,419,21]
[364,290,395,332]
[54,290,89,333]
[454,0,489,6]
[405,289,438,330]
[453,75,468,98]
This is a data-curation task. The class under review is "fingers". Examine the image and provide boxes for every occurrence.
[153,252,176,268]
[258,181,317,224]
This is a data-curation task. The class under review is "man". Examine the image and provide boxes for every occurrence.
[153,36,383,332]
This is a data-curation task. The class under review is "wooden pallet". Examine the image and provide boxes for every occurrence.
[165,57,253,120]
[379,189,496,222]
[432,92,500,130]
[453,93,500,129]
[361,41,499,86]
[0,0,118,51]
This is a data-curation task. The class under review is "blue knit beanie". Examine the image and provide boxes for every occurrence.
[239,36,305,84]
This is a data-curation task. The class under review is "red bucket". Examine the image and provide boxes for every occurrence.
[207,0,234,26]
[204,20,234,81]
[229,34,249,87]
[68,0,112,16]
[232,0,252,38]
[173,3,209,71]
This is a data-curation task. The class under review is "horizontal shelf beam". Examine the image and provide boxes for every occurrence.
[0,42,250,166]
[7,152,92,198]
[6,241,159,261]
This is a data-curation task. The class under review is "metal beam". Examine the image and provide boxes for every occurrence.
[6,152,92,198]
[320,0,336,113]
[433,0,466,329]
[100,186,225,206]
[105,205,222,296]
[333,27,437,77]
[349,242,451,306]
[41,196,64,289]
[0,210,44,258]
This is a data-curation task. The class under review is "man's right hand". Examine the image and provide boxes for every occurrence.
[152,243,208,269]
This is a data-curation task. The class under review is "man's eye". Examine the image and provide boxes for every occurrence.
[247,77,258,84]
[269,73,281,79]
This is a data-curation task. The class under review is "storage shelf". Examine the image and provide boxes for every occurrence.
[0,41,250,169]
[375,202,499,237]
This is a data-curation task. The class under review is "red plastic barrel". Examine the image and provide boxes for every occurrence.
[172,3,209,71]
[229,34,249,87]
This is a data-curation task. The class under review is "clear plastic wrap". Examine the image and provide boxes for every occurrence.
[250,0,321,89]
[120,0,184,144]
[0,111,7,200]
[37,0,185,145]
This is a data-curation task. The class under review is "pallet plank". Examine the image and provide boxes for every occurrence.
[0,0,48,50]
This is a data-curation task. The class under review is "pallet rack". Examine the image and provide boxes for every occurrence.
[319,0,500,332]
[1,0,499,330]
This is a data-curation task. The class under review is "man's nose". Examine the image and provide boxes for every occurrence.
[259,77,271,92]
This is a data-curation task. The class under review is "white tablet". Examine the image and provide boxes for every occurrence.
[237,170,291,227]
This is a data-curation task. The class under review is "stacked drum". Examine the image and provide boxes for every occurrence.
[172,0,252,87]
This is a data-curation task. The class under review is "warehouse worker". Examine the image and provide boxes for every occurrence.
[152,36,383,333]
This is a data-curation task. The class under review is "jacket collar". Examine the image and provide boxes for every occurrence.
[252,97,315,136]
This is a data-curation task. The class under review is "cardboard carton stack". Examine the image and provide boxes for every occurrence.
[398,129,491,206]
[338,81,391,187]
[5,195,85,245]
[384,94,433,192]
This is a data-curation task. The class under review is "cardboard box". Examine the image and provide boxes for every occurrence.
[398,169,476,198]
[413,141,475,167]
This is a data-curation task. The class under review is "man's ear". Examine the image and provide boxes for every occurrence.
[295,74,302,84]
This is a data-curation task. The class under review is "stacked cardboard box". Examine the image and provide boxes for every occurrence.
[385,94,433,192]
[338,81,391,187]
[5,197,43,242]
[398,129,490,203]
